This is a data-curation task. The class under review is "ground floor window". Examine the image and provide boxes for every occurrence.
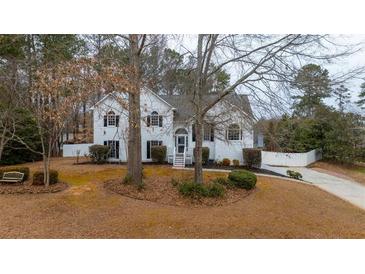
[146,140,163,159]
[104,140,119,158]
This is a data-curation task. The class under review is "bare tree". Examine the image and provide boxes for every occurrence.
[181,34,364,184]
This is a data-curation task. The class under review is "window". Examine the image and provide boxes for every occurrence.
[203,124,214,141]
[147,111,163,127]
[146,140,163,159]
[104,111,119,127]
[227,124,240,140]
[107,111,116,126]
[104,140,119,159]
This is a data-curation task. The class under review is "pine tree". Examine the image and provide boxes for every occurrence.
[357,82,365,110]
[292,64,331,117]
[333,84,351,112]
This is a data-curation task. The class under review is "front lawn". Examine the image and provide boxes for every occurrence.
[0,158,364,238]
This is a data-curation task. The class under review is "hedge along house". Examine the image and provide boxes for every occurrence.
[88,87,254,167]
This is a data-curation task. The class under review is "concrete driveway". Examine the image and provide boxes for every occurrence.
[262,164,365,210]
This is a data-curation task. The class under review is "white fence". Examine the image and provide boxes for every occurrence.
[62,143,93,157]
[261,149,322,167]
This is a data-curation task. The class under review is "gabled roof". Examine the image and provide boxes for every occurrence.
[90,88,174,110]
[160,93,253,122]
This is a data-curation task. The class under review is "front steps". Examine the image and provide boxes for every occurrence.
[173,153,185,168]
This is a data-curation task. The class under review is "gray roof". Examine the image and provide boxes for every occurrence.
[160,93,252,122]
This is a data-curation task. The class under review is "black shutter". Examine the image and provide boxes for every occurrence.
[147,115,151,127]
[116,115,120,127]
[210,126,214,142]
[147,141,151,159]
[192,124,196,142]
[158,141,162,146]
[159,116,163,127]
[103,141,107,146]
[103,116,107,127]
[116,141,120,159]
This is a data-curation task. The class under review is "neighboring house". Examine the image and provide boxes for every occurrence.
[85,88,254,167]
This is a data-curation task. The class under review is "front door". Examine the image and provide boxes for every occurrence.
[176,135,186,153]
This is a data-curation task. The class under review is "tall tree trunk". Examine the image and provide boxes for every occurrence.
[127,34,143,185]
[194,116,204,184]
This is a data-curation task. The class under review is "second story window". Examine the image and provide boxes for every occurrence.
[147,111,163,127]
[103,111,119,127]
[107,111,116,126]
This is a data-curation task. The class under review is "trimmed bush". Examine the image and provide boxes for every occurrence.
[89,145,110,164]
[222,158,231,166]
[228,169,257,190]
[243,148,262,168]
[287,170,303,180]
[32,170,59,185]
[232,159,240,167]
[0,167,30,181]
[193,147,210,165]
[178,181,225,199]
[151,145,167,163]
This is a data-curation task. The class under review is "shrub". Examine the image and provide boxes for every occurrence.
[178,181,225,199]
[179,181,208,199]
[232,159,240,167]
[286,170,303,180]
[222,158,231,166]
[206,183,225,197]
[151,145,167,163]
[89,145,110,164]
[228,169,257,190]
[243,148,262,168]
[212,177,235,188]
[0,167,30,181]
[193,147,210,165]
[32,170,59,185]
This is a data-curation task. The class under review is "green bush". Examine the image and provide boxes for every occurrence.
[286,170,303,180]
[151,145,167,163]
[0,166,30,181]
[89,145,110,164]
[207,183,225,197]
[228,169,257,190]
[212,177,235,188]
[232,159,240,167]
[193,147,210,165]
[243,148,261,168]
[32,170,59,185]
[222,158,231,166]
[178,181,225,199]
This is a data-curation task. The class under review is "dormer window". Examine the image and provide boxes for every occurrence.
[147,111,163,127]
[107,111,116,126]
[103,111,119,127]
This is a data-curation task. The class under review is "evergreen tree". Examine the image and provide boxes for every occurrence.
[292,64,331,117]
[333,84,351,112]
[357,82,365,110]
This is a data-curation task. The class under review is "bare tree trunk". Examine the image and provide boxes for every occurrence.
[194,116,204,184]
[127,34,143,185]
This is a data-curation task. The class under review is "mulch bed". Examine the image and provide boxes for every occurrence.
[104,177,256,207]
[0,181,68,195]
[195,164,288,178]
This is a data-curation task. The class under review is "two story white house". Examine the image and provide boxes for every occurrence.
[85,88,254,166]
